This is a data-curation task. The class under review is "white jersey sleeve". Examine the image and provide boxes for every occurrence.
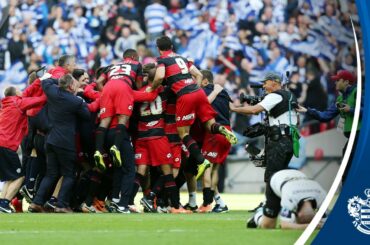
[258,93,283,112]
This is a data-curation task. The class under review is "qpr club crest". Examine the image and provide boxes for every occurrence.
[347,189,370,234]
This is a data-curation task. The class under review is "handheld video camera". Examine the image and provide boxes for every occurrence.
[239,84,265,105]
[239,93,265,105]
[245,144,266,168]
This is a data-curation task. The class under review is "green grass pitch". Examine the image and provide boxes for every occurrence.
[0,194,318,245]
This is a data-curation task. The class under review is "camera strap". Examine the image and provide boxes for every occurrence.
[288,93,293,133]
[289,93,300,157]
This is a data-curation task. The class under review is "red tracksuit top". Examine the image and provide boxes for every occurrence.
[0,95,46,151]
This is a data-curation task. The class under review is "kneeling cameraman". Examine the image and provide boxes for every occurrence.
[230,72,299,226]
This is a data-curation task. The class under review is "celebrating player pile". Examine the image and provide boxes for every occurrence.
[0,36,237,215]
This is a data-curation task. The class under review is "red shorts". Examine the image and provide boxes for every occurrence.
[176,90,217,127]
[134,137,172,166]
[202,126,232,164]
[170,143,182,169]
[100,79,133,119]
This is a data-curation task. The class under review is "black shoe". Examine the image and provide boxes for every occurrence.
[212,204,219,211]
[140,196,156,213]
[0,203,12,213]
[44,198,57,212]
[246,216,258,228]
[107,201,120,213]
[19,185,34,203]
[248,202,264,212]
[183,203,198,212]
[212,204,229,213]
[108,202,130,214]
[156,197,166,208]
[116,206,131,214]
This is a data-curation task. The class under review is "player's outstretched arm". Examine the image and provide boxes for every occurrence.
[230,103,264,115]
[207,84,223,103]
[151,65,165,90]
[189,65,203,86]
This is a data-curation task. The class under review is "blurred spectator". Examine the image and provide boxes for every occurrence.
[300,70,328,122]
[34,27,60,65]
[144,0,167,56]
[8,28,33,66]
[118,0,140,22]
[92,43,114,71]
[287,72,302,100]
[87,7,104,41]
[265,47,289,73]
[114,21,145,58]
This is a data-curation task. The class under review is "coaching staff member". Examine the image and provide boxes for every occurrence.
[30,74,90,213]
[0,87,46,213]
[230,72,299,226]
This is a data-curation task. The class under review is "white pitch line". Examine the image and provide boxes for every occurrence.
[294,16,362,245]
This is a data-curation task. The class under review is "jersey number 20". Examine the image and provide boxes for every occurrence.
[140,96,163,116]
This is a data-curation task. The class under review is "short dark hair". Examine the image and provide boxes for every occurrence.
[58,74,74,90]
[72,69,85,80]
[156,36,173,51]
[58,54,75,67]
[143,63,156,73]
[143,63,157,81]
[123,49,138,59]
[96,65,113,79]
[27,71,38,85]
[4,86,16,97]
[201,70,213,83]
[96,66,106,78]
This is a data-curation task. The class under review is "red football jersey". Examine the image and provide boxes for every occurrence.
[135,85,167,140]
[104,58,143,88]
[156,51,199,96]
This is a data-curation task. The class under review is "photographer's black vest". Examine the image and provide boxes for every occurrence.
[269,90,297,118]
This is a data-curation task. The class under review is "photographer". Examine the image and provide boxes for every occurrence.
[230,72,298,226]
[296,70,361,183]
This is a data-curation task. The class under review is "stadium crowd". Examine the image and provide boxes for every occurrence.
[0,0,361,221]
[1,0,360,128]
